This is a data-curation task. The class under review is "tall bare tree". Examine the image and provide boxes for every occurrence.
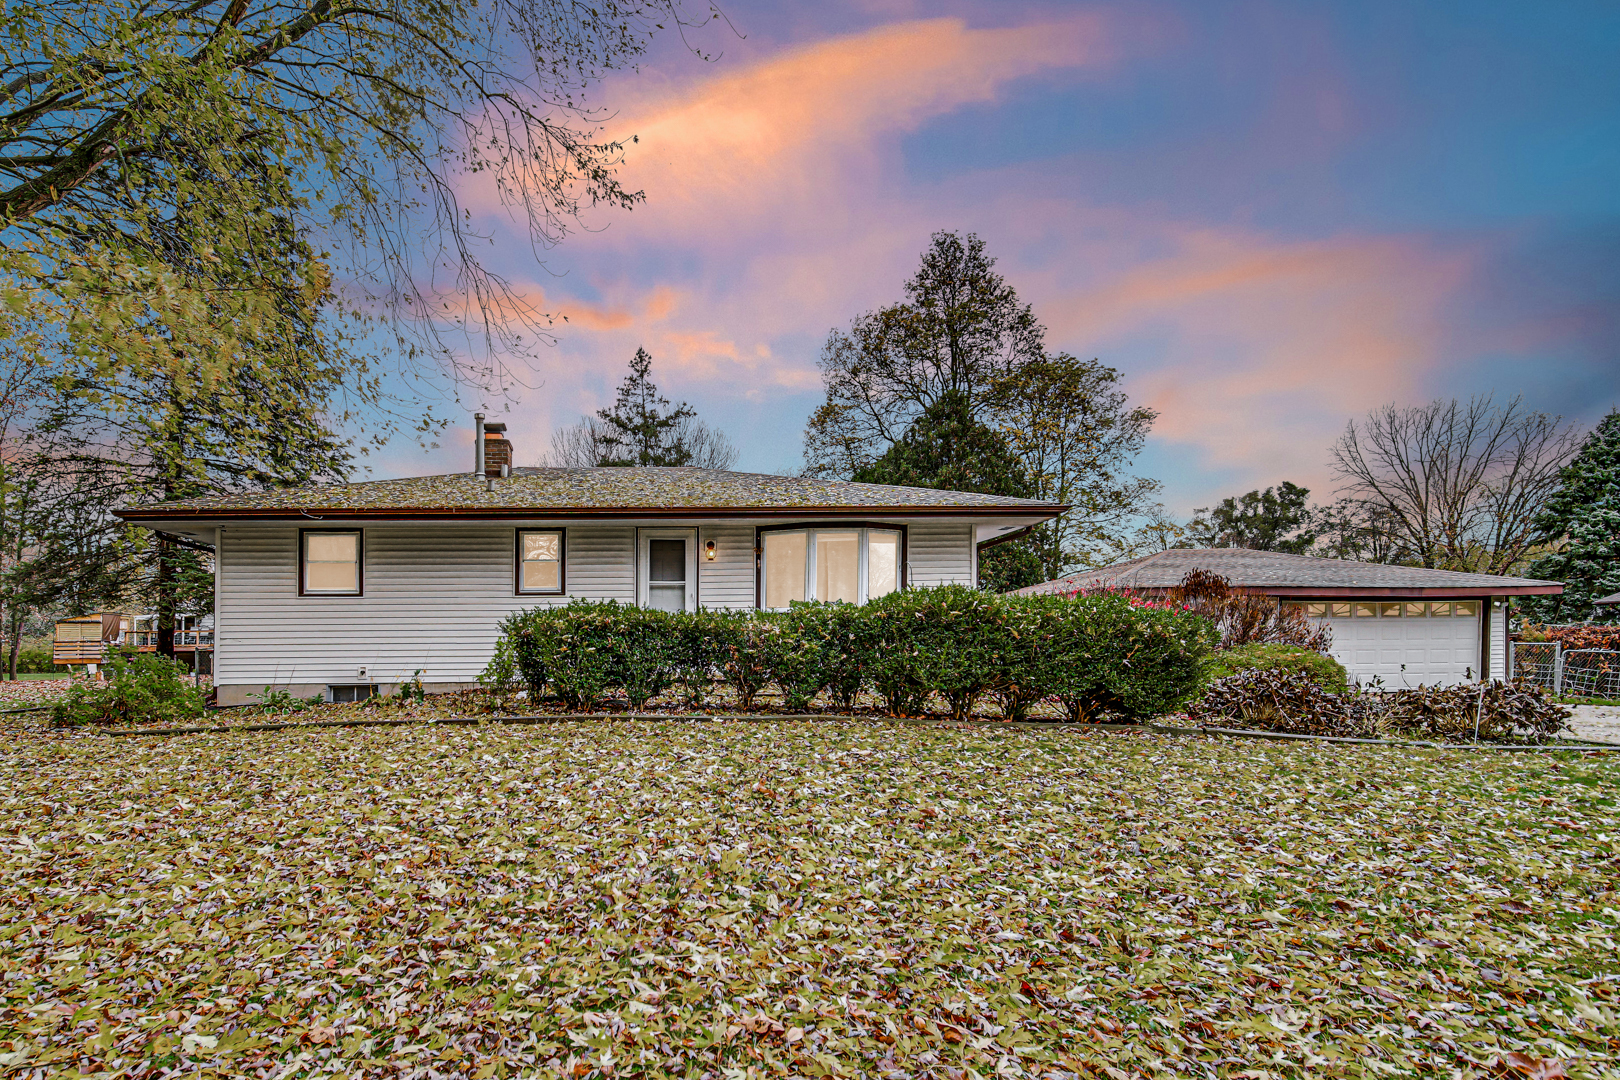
[1330,395,1582,574]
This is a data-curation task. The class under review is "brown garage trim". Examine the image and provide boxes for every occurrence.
[1262,585,1560,598]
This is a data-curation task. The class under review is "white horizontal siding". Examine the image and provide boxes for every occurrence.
[216,524,635,689]
[217,517,985,694]
[1488,597,1507,681]
[699,525,755,609]
[907,522,975,588]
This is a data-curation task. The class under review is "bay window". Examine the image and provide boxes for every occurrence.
[760,527,902,609]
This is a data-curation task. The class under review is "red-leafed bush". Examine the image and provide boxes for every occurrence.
[1517,623,1620,651]
[1165,569,1333,653]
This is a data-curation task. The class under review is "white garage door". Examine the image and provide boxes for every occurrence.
[1287,601,1482,688]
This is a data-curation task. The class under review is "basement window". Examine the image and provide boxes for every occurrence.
[327,684,375,704]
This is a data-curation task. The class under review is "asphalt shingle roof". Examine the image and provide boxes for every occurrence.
[1017,547,1561,596]
[116,467,1065,519]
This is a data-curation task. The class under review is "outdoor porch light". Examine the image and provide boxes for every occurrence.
[705,539,717,561]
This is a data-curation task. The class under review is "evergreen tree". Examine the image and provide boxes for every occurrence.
[597,349,699,466]
[548,349,738,468]
[1524,409,1620,624]
[853,391,1044,592]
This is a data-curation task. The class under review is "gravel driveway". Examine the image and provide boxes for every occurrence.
[1568,704,1620,744]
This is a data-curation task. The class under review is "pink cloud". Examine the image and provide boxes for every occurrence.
[424,9,1493,497]
[601,15,1115,236]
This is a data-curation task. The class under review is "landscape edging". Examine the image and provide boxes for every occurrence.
[1145,720,1620,752]
[96,715,1149,737]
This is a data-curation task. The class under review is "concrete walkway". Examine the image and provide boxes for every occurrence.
[1567,704,1620,745]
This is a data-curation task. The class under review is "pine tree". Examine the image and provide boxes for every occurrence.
[1525,409,1620,624]
[549,349,738,468]
[595,349,698,466]
[853,391,1044,592]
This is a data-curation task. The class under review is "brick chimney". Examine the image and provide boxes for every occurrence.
[483,422,511,478]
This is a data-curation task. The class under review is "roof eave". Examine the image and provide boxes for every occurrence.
[1262,584,1563,597]
[1040,582,1563,597]
[115,503,1070,522]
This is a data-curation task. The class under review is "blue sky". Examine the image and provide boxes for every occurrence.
[369,0,1619,515]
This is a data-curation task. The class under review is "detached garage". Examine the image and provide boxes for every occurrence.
[1017,548,1563,688]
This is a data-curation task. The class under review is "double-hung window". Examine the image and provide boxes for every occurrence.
[516,529,565,594]
[301,530,362,596]
[761,528,901,609]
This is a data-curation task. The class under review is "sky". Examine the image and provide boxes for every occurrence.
[372,0,1620,517]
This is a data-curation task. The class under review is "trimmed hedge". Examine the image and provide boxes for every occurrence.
[483,587,1216,720]
[1204,642,1349,694]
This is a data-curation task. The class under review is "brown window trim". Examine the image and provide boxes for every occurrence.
[298,528,364,597]
[753,522,908,609]
[514,527,567,596]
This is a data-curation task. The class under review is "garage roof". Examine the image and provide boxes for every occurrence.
[1017,547,1563,598]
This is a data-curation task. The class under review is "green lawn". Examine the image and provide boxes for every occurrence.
[1,721,1617,1078]
[0,672,68,681]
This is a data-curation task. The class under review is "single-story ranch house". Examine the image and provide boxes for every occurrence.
[1018,548,1562,688]
[118,435,1064,705]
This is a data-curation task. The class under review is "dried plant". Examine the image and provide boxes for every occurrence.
[1188,669,1571,744]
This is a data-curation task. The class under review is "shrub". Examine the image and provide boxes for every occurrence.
[479,586,1217,720]
[12,648,54,674]
[521,600,625,711]
[479,625,524,696]
[1188,669,1379,737]
[757,609,826,711]
[864,599,930,717]
[669,607,729,707]
[1205,643,1349,694]
[811,601,871,710]
[1519,623,1620,652]
[1167,569,1332,652]
[867,585,1006,720]
[615,606,679,711]
[715,612,772,709]
[246,686,323,713]
[1043,593,1217,721]
[988,595,1063,722]
[1379,680,1569,743]
[50,653,208,727]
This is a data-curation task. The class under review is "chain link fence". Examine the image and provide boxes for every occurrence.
[1510,641,1620,699]
[1563,649,1620,699]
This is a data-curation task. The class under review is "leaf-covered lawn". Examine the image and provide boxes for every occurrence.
[2,722,1617,1079]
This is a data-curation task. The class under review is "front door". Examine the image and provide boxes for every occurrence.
[639,529,698,611]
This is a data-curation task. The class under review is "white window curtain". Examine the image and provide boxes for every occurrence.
[761,529,901,609]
